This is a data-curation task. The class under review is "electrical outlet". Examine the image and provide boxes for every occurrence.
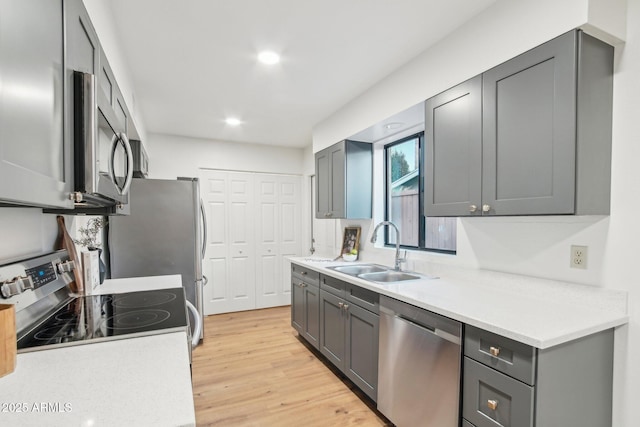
[570,245,588,269]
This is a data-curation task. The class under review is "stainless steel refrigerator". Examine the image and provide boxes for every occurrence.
[108,177,206,346]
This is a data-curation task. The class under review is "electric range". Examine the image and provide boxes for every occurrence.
[0,250,190,354]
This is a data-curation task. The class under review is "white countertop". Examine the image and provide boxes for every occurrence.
[0,275,195,427]
[290,257,629,349]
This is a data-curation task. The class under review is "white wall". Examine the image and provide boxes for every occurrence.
[147,133,305,179]
[311,0,636,425]
[313,0,623,152]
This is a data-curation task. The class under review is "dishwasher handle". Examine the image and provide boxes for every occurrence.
[395,314,461,345]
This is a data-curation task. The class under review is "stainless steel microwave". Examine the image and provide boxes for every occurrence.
[71,71,133,207]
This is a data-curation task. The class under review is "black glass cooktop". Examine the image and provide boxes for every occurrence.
[18,288,189,352]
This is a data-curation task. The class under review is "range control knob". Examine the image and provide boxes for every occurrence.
[57,260,76,274]
[1,275,34,299]
[17,276,34,291]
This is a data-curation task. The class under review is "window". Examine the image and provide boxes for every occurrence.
[385,133,456,253]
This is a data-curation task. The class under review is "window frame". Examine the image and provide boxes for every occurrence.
[383,132,456,255]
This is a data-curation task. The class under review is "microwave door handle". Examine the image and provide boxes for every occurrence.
[200,199,207,260]
[108,133,119,189]
[108,132,134,196]
[120,133,134,196]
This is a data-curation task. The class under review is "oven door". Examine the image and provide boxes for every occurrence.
[74,71,133,206]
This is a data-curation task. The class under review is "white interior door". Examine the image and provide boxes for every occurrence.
[255,174,301,308]
[200,169,256,314]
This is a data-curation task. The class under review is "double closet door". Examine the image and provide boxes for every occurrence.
[200,169,302,315]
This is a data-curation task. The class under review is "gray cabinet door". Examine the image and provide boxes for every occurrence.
[291,279,304,335]
[315,141,346,219]
[65,0,98,75]
[319,289,346,368]
[482,31,577,215]
[315,140,372,219]
[315,147,331,218]
[303,283,320,349]
[463,357,534,427]
[345,303,379,401]
[0,0,72,208]
[329,143,346,218]
[425,76,482,217]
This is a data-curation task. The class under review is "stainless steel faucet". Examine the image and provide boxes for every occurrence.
[370,221,405,271]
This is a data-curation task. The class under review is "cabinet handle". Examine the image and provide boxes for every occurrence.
[489,346,500,357]
[482,204,491,213]
[343,304,349,310]
[301,271,307,276]
[338,302,344,308]
[469,204,478,213]
[487,399,498,411]
[298,282,306,288]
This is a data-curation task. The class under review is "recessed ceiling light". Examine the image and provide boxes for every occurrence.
[225,117,241,126]
[258,50,280,65]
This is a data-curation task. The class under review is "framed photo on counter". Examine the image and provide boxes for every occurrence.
[341,226,361,260]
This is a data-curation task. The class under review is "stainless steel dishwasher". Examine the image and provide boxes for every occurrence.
[378,295,462,427]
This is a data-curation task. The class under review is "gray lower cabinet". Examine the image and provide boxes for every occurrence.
[463,325,614,427]
[319,275,379,401]
[426,29,613,217]
[291,265,320,349]
[0,0,73,208]
[315,140,372,219]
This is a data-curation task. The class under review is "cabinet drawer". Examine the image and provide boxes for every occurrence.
[291,264,319,286]
[465,325,536,385]
[463,357,534,427]
[345,283,379,314]
[320,274,346,297]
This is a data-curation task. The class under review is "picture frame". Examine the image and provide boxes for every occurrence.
[341,226,361,259]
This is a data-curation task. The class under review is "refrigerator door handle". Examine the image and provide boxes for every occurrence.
[185,300,202,348]
[200,198,207,260]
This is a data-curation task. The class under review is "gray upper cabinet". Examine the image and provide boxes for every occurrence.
[65,0,98,76]
[483,30,577,216]
[426,30,613,217]
[0,0,73,208]
[315,140,372,219]
[425,76,482,217]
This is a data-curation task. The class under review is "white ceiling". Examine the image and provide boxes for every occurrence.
[109,0,497,148]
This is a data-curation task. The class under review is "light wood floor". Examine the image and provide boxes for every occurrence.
[191,306,392,426]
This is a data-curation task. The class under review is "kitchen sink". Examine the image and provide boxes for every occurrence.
[358,271,423,283]
[329,264,437,283]
[331,264,388,276]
